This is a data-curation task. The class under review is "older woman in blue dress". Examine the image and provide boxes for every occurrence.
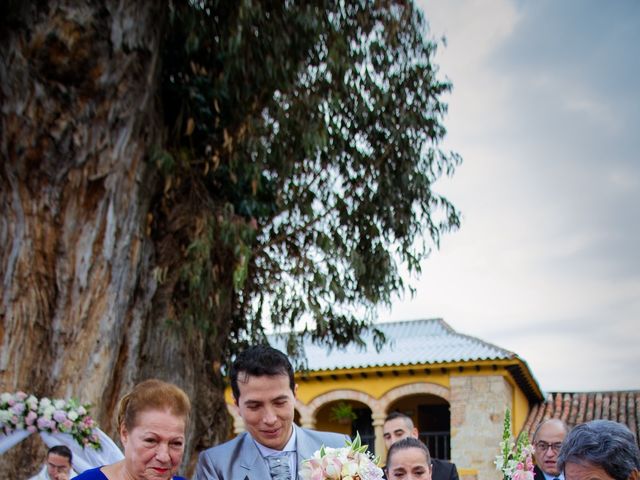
[75,379,191,480]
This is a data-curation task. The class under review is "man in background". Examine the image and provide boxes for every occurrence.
[532,419,568,480]
[28,445,76,480]
[383,411,459,480]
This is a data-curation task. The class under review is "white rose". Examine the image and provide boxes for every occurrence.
[77,406,87,415]
[26,396,38,411]
[67,410,79,421]
[0,410,12,422]
[43,405,55,419]
[39,397,52,408]
[342,461,358,477]
[0,393,11,404]
[53,399,66,409]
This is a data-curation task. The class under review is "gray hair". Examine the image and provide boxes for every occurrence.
[532,418,569,442]
[558,420,640,480]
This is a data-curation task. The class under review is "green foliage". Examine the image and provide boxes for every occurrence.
[156,0,461,366]
[329,401,358,423]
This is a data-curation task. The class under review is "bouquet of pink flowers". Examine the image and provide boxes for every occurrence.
[300,433,384,480]
[495,409,535,480]
[0,391,102,449]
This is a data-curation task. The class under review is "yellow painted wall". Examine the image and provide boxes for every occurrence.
[223,359,538,435]
[296,367,450,403]
[512,382,530,435]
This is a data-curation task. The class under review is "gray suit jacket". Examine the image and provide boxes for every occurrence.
[195,425,349,480]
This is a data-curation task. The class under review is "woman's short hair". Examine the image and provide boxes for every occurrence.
[558,420,640,480]
[386,437,432,469]
[117,379,191,431]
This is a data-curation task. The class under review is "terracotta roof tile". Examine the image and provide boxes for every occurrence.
[523,391,640,447]
[594,392,603,420]
[619,392,627,425]
[567,394,580,425]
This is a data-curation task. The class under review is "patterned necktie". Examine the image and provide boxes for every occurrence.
[267,454,291,480]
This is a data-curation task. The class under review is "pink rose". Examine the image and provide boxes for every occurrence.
[53,410,67,423]
[37,417,53,430]
[300,460,325,480]
[513,462,535,480]
[25,410,38,425]
[322,456,343,479]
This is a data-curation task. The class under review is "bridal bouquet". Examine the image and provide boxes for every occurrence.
[495,409,535,480]
[300,433,384,480]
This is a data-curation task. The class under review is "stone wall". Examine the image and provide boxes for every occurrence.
[450,375,513,480]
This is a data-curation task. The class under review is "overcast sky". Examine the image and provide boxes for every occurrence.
[377,0,640,393]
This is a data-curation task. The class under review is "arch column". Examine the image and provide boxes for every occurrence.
[296,399,315,429]
[371,410,387,461]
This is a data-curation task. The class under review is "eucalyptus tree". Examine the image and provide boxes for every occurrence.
[0,1,459,475]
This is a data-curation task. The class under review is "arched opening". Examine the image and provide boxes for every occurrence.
[315,400,376,453]
[387,393,451,460]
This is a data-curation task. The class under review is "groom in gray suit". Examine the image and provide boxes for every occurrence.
[195,344,349,480]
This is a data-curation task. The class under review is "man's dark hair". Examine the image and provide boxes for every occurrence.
[558,420,640,480]
[230,344,295,401]
[384,411,415,428]
[386,437,431,471]
[48,445,72,462]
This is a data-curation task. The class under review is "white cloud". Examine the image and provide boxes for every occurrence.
[379,0,640,392]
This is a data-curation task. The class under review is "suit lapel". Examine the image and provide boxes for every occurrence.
[295,425,317,475]
[237,434,271,480]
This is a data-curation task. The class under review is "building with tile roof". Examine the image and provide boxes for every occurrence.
[225,318,546,480]
[223,318,639,479]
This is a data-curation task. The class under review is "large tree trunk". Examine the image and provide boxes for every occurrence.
[0,2,228,476]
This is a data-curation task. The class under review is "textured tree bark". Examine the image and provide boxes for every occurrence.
[0,2,228,476]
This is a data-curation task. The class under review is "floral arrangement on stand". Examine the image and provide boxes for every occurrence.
[300,432,384,480]
[495,408,535,480]
[0,391,102,450]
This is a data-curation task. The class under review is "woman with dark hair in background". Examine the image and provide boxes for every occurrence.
[386,436,433,480]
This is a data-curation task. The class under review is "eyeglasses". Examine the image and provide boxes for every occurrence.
[535,441,562,453]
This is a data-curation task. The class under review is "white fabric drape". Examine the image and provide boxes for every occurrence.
[0,429,31,454]
[40,430,124,472]
[1,429,124,473]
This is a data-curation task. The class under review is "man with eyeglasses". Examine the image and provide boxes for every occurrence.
[532,419,569,480]
[28,445,77,480]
